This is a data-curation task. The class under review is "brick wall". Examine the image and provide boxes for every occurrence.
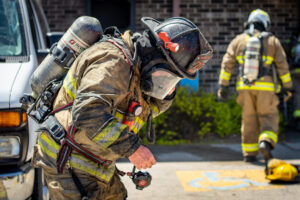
[42,0,299,93]
[42,0,86,31]
[176,0,299,93]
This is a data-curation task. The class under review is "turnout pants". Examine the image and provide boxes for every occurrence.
[43,169,127,200]
[32,144,127,200]
[237,90,279,156]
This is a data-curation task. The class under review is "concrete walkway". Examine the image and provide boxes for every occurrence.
[117,130,300,200]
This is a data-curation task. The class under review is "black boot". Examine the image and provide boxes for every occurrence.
[243,155,257,162]
[259,141,273,161]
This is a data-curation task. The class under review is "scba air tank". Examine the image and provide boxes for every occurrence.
[30,16,103,99]
[243,36,261,83]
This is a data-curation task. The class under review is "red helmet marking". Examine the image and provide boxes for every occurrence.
[158,32,180,53]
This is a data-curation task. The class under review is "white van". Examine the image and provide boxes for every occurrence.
[0,0,61,199]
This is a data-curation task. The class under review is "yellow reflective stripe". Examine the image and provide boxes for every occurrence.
[136,117,144,127]
[38,133,60,161]
[151,104,160,118]
[115,111,144,134]
[69,161,114,182]
[115,111,124,121]
[236,55,274,65]
[236,55,244,64]
[69,71,77,91]
[63,71,76,100]
[295,68,300,73]
[259,131,278,143]
[245,35,250,42]
[220,69,231,81]
[280,72,292,83]
[131,125,139,134]
[262,55,274,65]
[293,110,300,117]
[236,81,275,91]
[255,9,268,17]
[63,80,75,100]
[131,117,144,134]
[242,143,259,152]
[40,132,60,150]
[38,139,57,160]
[39,132,114,182]
[92,120,127,150]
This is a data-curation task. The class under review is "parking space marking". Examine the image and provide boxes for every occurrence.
[176,170,284,192]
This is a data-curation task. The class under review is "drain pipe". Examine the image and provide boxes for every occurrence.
[173,0,181,17]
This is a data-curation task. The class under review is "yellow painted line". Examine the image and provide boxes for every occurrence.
[176,170,284,192]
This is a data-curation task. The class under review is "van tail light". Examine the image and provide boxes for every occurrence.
[22,112,27,123]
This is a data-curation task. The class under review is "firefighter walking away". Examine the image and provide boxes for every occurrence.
[217,9,293,163]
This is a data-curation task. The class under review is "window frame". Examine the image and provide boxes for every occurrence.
[86,0,136,31]
[25,0,46,50]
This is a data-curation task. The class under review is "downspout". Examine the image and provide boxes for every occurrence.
[173,0,181,17]
[298,0,300,35]
[131,0,136,31]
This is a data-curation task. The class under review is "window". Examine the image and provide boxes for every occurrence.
[0,0,27,56]
[88,0,135,32]
[26,0,45,50]
[32,0,50,47]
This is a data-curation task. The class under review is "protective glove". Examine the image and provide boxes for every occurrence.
[128,145,156,170]
[217,85,229,101]
[282,88,293,102]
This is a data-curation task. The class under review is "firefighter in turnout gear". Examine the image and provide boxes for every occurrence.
[218,9,293,162]
[31,17,213,199]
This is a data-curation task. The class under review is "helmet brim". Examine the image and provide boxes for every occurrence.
[141,17,213,80]
[266,174,279,180]
[141,17,161,31]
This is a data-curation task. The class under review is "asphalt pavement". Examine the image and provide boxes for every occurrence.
[117,129,300,200]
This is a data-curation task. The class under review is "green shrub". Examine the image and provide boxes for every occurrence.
[140,87,242,144]
[213,96,242,137]
[139,86,289,145]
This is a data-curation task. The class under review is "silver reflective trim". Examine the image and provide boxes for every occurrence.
[69,155,115,181]
[38,135,59,154]
[93,116,115,138]
[39,134,115,182]
[95,122,124,149]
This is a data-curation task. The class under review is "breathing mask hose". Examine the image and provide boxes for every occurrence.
[146,110,156,144]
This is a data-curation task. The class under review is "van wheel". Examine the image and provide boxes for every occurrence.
[32,168,49,200]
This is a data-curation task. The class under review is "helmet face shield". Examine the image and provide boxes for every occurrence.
[141,65,182,100]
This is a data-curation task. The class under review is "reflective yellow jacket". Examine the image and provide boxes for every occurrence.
[219,31,293,91]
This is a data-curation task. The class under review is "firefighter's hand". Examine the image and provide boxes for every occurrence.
[217,85,229,101]
[283,89,293,102]
[128,145,156,170]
